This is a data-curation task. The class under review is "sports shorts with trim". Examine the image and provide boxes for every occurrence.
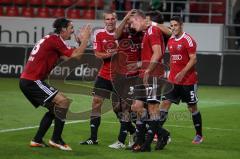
[19,78,58,108]
[92,76,113,99]
[162,84,198,105]
[134,77,161,104]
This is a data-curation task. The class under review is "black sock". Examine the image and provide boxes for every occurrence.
[159,109,168,126]
[118,121,128,143]
[90,116,101,141]
[144,120,158,146]
[135,121,146,145]
[192,111,202,136]
[127,122,136,134]
[34,111,54,142]
[52,117,65,141]
[157,110,169,137]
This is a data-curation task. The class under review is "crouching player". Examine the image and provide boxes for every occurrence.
[19,18,91,151]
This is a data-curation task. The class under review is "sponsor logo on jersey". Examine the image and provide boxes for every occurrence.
[171,54,182,61]
[177,44,182,50]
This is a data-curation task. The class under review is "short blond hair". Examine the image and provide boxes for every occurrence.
[103,10,117,19]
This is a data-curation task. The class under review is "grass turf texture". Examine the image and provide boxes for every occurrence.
[0,78,240,159]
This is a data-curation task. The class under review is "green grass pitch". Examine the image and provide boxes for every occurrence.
[0,78,240,159]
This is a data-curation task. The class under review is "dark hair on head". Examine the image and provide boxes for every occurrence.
[134,9,146,19]
[53,18,71,34]
[170,16,183,24]
[146,10,164,24]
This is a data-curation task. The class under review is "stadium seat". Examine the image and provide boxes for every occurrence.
[212,4,225,14]
[35,7,50,18]
[0,6,3,16]
[211,16,225,24]
[198,16,209,23]
[52,8,65,18]
[190,1,199,13]
[13,0,28,5]
[111,1,116,10]
[124,0,132,11]
[76,0,87,7]
[59,0,73,7]
[67,8,81,19]
[29,0,42,6]
[6,6,19,16]
[82,9,95,19]
[22,7,34,17]
[89,0,104,9]
[0,0,12,4]
[45,0,58,7]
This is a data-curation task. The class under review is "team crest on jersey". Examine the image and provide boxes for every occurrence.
[177,44,182,50]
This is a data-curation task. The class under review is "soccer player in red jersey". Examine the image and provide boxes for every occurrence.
[128,10,169,152]
[80,10,118,145]
[19,18,91,151]
[108,9,143,149]
[161,16,203,144]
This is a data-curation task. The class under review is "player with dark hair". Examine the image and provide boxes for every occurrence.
[19,18,91,151]
[80,10,118,145]
[128,10,169,152]
[161,16,203,144]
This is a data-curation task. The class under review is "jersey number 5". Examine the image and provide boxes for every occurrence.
[31,35,49,55]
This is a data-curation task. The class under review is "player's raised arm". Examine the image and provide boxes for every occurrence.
[71,25,92,60]
[115,9,137,39]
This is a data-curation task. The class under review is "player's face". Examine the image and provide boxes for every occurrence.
[104,13,117,32]
[129,16,142,32]
[170,20,183,37]
[61,22,74,40]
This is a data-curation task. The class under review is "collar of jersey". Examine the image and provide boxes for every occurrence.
[174,32,186,41]
[104,27,115,35]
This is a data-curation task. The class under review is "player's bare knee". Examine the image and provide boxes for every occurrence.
[188,104,198,113]
[55,97,70,109]
[131,103,139,112]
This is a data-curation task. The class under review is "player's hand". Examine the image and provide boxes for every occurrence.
[77,24,92,43]
[175,70,186,83]
[107,48,118,55]
[125,9,137,20]
[127,61,140,72]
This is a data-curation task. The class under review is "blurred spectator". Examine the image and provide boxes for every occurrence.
[234,10,240,48]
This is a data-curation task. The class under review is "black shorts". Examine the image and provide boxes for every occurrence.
[134,77,161,104]
[92,76,113,99]
[19,78,58,108]
[162,84,198,105]
[112,73,138,100]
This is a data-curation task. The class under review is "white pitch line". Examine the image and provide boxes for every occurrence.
[0,120,88,133]
[102,121,240,132]
[0,120,239,133]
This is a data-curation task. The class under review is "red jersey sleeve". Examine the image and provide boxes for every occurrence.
[93,30,103,52]
[53,36,74,57]
[184,35,197,54]
[148,26,162,46]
